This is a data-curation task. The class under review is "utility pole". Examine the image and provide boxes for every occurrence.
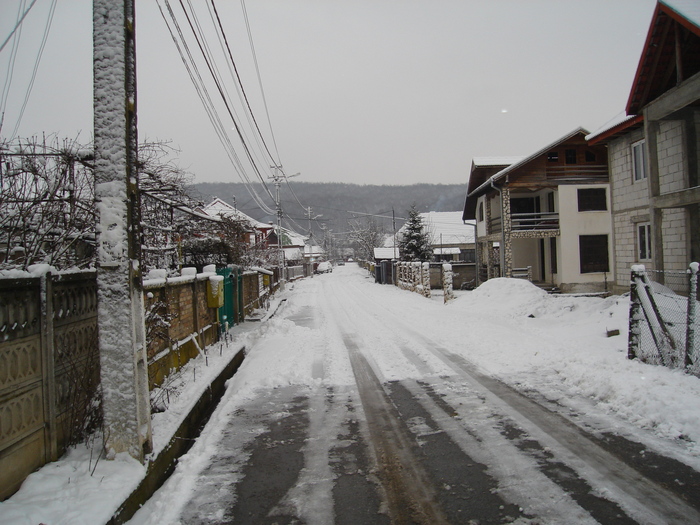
[269,165,284,283]
[93,0,152,461]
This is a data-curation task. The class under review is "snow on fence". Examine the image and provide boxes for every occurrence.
[396,261,431,298]
[628,264,700,376]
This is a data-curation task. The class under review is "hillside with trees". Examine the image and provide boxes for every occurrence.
[191,181,467,241]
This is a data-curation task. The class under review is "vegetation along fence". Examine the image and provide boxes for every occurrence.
[628,263,700,376]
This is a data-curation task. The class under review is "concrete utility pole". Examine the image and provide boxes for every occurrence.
[93,0,152,461]
[269,165,284,280]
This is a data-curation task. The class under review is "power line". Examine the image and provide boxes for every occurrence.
[10,0,57,139]
[157,0,276,216]
[0,0,38,54]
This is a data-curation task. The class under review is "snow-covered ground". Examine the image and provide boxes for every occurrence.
[2,263,700,524]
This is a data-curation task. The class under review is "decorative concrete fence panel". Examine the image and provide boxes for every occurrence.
[0,270,99,501]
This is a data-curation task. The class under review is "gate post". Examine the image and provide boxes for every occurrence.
[628,266,644,361]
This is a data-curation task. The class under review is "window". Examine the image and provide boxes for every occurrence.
[632,139,647,181]
[638,222,652,261]
[585,151,596,162]
[577,188,607,211]
[579,235,609,273]
[550,237,558,274]
[548,151,559,162]
[477,202,484,222]
[565,149,577,164]
[461,249,476,263]
[547,192,555,213]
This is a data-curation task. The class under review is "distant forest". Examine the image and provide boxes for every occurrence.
[191,181,466,240]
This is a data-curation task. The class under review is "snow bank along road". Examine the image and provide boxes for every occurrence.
[130,264,700,524]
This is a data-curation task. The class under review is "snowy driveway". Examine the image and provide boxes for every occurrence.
[130,264,700,524]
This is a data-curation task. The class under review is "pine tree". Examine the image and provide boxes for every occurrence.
[398,205,432,261]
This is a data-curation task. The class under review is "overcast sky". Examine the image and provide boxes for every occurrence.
[1,0,656,187]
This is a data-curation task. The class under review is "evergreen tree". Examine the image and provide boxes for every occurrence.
[398,205,432,261]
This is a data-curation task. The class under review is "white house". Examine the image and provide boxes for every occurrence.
[463,129,613,293]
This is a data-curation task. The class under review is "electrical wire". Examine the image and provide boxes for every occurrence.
[157,0,276,216]
[240,0,282,163]
[0,0,27,135]
[0,0,37,54]
[10,0,57,139]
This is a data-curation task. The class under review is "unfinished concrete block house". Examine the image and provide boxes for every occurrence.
[587,0,700,294]
[462,132,612,293]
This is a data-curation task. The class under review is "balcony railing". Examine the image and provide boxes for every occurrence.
[489,212,559,233]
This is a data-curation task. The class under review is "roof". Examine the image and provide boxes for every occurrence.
[586,113,645,145]
[283,247,303,261]
[472,156,525,168]
[469,127,589,198]
[433,247,461,255]
[463,157,522,220]
[626,1,700,115]
[374,247,399,260]
[198,198,271,229]
[419,211,475,245]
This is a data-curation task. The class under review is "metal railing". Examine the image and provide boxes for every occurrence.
[489,212,560,233]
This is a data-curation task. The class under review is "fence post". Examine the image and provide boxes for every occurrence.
[40,272,58,462]
[628,266,644,360]
[686,262,698,369]
[422,262,431,298]
[443,263,454,304]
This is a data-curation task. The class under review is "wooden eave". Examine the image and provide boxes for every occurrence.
[626,3,700,115]
[462,162,513,220]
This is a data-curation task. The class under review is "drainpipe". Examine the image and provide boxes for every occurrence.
[490,179,506,277]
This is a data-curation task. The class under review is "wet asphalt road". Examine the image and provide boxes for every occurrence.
[175,273,700,524]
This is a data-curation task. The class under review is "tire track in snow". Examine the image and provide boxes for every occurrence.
[328,273,700,524]
[323,278,527,524]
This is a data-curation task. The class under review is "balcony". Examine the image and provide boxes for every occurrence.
[489,212,559,233]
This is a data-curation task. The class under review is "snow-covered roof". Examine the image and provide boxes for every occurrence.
[283,247,303,261]
[469,127,589,198]
[585,112,642,142]
[433,247,461,255]
[472,156,524,168]
[661,0,700,30]
[374,247,399,260]
[418,211,475,245]
[304,244,324,256]
[281,228,307,247]
[198,198,270,229]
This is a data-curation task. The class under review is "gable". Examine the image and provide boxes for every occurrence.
[627,1,700,115]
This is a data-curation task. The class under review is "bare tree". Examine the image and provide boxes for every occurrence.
[0,136,96,270]
[348,216,385,262]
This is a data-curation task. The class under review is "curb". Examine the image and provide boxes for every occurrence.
[107,345,246,524]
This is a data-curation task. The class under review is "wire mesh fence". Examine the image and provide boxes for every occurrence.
[629,264,700,376]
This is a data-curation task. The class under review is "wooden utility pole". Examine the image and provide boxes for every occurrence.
[93,0,152,461]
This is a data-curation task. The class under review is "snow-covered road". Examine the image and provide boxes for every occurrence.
[127,263,700,524]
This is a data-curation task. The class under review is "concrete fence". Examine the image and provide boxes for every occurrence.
[0,264,282,501]
[0,271,100,500]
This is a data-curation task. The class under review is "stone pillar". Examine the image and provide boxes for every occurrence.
[502,186,513,278]
[93,0,152,461]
